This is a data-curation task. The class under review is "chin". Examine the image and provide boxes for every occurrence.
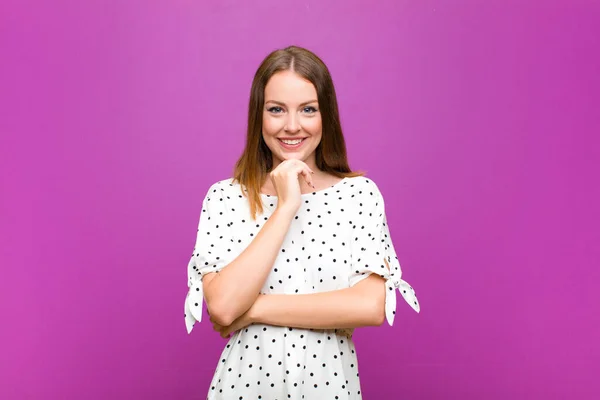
[284,153,304,158]
[274,153,305,164]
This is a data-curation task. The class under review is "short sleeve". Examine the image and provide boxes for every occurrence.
[184,182,238,334]
[348,179,420,325]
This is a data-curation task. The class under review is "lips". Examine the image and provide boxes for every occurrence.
[278,138,307,142]
[278,138,306,149]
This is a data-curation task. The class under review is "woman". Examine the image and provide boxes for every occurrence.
[184,45,420,399]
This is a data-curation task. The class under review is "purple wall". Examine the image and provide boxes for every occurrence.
[1,1,598,399]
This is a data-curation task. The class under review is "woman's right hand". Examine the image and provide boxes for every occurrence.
[269,159,315,216]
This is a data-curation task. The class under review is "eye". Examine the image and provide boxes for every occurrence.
[267,106,283,114]
[303,106,318,114]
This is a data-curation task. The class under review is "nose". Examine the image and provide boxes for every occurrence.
[284,113,300,133]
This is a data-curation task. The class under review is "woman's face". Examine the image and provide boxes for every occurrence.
[262,70,322,171]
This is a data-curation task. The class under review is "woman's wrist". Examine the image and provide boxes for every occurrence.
[274,205,298,220]
[248,293,265,324]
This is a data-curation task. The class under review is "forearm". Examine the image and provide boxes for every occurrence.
[250,279,385,329]
[205,207,295,326]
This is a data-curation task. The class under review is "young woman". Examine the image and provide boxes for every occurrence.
[184,45,420,399]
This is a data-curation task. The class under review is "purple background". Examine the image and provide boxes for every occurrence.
[1,0,599,399]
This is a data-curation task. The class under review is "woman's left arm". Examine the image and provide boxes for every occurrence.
[254,273,386,329]
[214,272,388,337]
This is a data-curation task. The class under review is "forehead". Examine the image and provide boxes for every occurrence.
[264,70,317,101]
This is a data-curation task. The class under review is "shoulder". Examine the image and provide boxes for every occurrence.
[346,175,384,197]
[343,175,386,215]
[211,177,236,189]
[201,178,237,205]
[205,177,238,195]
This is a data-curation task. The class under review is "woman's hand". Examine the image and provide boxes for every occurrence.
[269,159,315,215]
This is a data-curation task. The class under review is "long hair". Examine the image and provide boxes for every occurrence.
[233,45,365,220]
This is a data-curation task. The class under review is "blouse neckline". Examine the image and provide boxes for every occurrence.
[260,176,350,198]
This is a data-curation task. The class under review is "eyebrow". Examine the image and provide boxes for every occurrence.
[264,100,318,106]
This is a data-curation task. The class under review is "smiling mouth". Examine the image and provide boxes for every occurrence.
[278,138,307,148]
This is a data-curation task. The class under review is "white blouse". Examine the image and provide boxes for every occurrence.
[184,175,420,399]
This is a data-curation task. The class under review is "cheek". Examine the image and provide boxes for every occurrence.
[262,115,284,135]
[303,117,322,134]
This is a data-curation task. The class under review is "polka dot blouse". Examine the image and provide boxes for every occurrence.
[184,176,420,399]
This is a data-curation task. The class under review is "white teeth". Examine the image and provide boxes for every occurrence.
[281,139,303,145]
